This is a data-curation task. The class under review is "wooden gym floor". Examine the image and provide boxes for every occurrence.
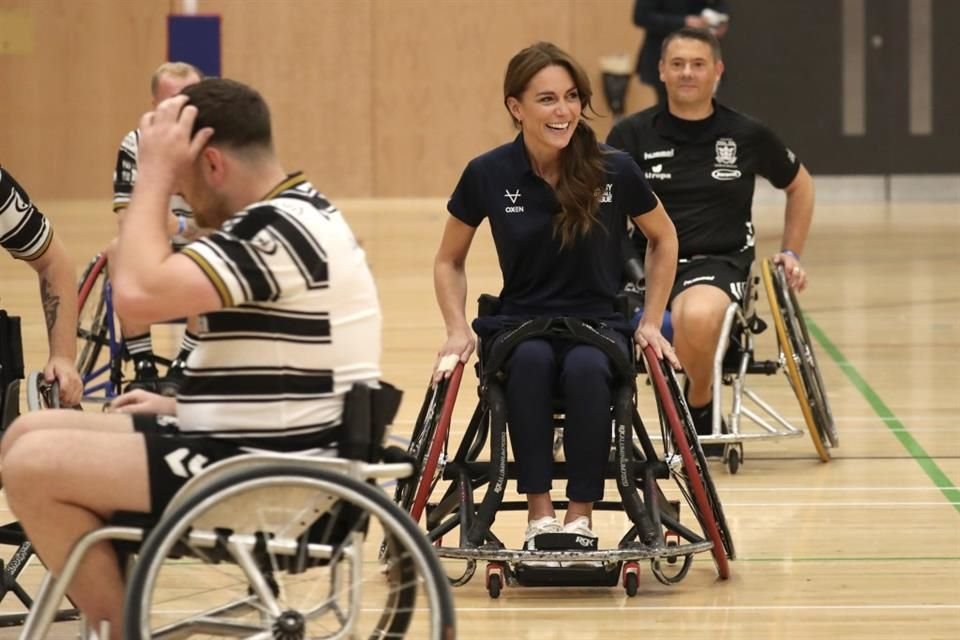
[0,197,957,639]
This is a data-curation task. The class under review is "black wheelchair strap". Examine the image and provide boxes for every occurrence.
[481,317,635,383]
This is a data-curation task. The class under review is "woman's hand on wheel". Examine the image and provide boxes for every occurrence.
[433,331,475,384]
[634,322,681,370]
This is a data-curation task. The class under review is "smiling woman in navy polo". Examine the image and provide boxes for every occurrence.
[434,42,679,548]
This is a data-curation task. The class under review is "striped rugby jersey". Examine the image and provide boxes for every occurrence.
[1,167,53,261]
[177,173,382,447]
[113,130,193,245]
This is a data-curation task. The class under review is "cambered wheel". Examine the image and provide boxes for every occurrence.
[125,464,456,639]
[25,372,59,411]
[394,364,464,524]
[644,346,736,579]
[75,253,118,400]
[761,258,835,461]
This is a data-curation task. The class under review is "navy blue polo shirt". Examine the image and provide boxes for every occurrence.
[607,101,800,259]
[448,134,658,317]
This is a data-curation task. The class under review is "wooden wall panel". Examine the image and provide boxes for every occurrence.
[1,0,651,200]
[0,0,169,200]
[198,0,374,198]
[370,0,572,197]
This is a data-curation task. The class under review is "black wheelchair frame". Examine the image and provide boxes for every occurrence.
[395,300,735,598]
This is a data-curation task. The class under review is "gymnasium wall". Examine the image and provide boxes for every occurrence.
[0,0,654,201]
[6,1,954,202]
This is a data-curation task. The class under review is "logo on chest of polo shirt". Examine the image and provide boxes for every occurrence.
[645,163,672,181]
[595,183,613,203]
[712,137,742,181]
[504,189,524,213]
[643,148,674,160]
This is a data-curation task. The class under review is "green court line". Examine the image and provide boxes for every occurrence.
[806,318,960,515]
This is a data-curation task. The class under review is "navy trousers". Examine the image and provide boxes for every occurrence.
[503,334,625,503]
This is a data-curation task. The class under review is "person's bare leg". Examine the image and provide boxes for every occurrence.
[670,285,731,408]
[1,412,145,640]
[0,409,133,461]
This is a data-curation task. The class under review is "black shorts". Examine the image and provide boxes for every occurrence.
[669,253,752,307]
[132,415,342,516]
[133,414,246,516]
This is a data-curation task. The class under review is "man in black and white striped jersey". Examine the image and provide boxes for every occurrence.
[0,167,82,406]
[0,79,382,638]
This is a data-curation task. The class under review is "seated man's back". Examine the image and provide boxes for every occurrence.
[177,174,381,444]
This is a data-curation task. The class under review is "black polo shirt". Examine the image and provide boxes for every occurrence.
[448,134,658,317]
[607,101,800,260]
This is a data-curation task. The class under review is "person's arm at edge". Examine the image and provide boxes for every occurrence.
[776,163,814,291]
[433,216,478,380]
[631,197,680,367]
[26,233,82,405]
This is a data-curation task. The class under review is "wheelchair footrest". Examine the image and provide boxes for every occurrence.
[527,532,598,551]
[514,561,621,587]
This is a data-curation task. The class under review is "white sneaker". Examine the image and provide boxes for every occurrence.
[523,516,563,550]
[563,516,596,539]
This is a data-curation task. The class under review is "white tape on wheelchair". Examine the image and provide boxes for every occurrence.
[437,354,460,374]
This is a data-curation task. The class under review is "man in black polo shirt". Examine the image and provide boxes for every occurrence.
[607,27,814,450]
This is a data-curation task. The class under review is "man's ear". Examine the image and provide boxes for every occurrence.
[200,146,226,185]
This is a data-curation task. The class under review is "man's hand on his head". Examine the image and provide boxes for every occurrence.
[136,95,215,186]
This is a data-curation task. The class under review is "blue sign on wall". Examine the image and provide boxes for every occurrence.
[167,15,221,77]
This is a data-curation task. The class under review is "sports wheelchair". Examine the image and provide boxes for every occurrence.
[75,252,182,404]
[4,374,457,639]
[691,258,837,474]
[622,257,837,474]
[394,296,735,598]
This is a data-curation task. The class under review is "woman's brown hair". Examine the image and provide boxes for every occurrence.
[504,42,605,249]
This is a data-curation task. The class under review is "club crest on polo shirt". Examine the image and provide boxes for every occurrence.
[504,189,524,213]
[596,183,613,203]
[712,137,742,181]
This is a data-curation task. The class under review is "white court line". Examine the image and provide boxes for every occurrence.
[158,603,960,615]
[451,604,960,613]
[713,501,960,507]
[391,415,955,426]
[680,486,959,492]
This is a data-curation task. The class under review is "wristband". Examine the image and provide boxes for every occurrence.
[781,249,800,261]
[176,215,187,235]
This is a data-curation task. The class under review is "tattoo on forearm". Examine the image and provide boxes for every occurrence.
[40,277,61,334]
